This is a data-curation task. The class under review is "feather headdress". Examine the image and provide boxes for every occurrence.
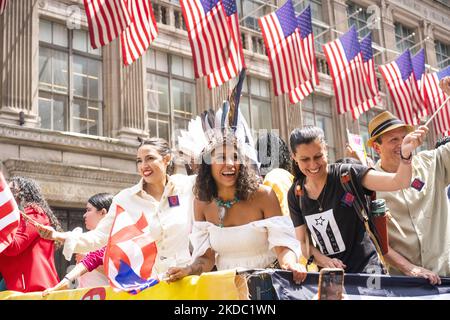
[177,69,259,166]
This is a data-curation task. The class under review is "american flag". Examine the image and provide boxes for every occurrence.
[121,0,158,66]
[351,32,380,119]
[423,65,450,136]
[411,48,427,119]
[379,49,422,125]
[323,26,376,116]
[83,0,132,49]
[0,173,20,254]
[206,0,245,88]
[289,5,319,104]
[0,0,7,15]
[104,204,159,294]
[180,0,233,79]
[259,0,303,96]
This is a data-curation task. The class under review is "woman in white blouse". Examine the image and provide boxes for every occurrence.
[37,138,196,279]
[166,134,307,284]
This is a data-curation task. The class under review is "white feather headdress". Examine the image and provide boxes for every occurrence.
[177,69,259,166]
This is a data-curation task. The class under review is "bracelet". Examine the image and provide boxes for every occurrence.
[400,149,412,162]
[64,276,72,282]
[306,255,314,266]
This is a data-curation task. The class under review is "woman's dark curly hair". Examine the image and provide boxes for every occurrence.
[10,176,63,235]
[193,140,260,202]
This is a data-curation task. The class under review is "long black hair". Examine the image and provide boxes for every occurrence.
[10,176,63,234]
[137,137,174,175]
[87,193,113,212]
[289,126,326,181]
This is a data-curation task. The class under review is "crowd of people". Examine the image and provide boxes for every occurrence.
[0,77,449,297]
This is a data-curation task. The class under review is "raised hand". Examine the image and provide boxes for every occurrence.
[401,125,429,158]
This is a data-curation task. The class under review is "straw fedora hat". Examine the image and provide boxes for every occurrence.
[367,111,414,147]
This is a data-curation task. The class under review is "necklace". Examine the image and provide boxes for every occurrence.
[316,183,327,212]
[214,196,239,209]
[214,196,239,227]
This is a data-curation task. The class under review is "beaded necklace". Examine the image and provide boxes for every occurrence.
[214,196,239,227]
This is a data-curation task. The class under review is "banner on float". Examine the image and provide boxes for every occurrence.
[264,271,450,300]
[0,270,245,300]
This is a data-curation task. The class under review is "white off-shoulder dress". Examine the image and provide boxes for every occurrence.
[190,216,301,271]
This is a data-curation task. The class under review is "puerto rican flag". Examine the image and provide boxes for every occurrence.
[0,172,20,253]
[104,204,159,294]
[423,65,450,136]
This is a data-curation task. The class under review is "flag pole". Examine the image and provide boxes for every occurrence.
[424,95,450,127]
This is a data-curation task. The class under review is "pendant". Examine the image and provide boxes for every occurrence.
[319,207,322,212]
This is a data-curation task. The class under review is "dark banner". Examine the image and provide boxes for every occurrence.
[243,270,450,300]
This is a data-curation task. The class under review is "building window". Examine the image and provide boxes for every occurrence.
[294,0,326,52]
[301,94,336,162]
[237,0,272,32]
[146,50,196,144]
[240,77,272,135]
[394,23,417,53]
[38,20,103,136]
[347,2,372,38]
[436,40,450,68]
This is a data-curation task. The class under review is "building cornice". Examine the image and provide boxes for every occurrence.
[0,124,139,160]
[2,159,140,185]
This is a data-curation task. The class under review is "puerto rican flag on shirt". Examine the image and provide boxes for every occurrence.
[104,204,159,294]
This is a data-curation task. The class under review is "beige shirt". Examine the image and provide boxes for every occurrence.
[375,143,450,276]
[62,174,196,275]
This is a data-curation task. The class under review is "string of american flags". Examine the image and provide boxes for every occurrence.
[1,0,447,135]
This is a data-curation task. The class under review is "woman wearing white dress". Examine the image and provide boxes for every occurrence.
[167,134,307,284]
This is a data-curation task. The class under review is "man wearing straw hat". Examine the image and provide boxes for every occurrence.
[367,77,450,284]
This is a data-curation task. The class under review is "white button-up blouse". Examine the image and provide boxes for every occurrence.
[62,174,196,275]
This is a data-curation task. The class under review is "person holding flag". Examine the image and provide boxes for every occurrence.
[37,138,196,293]
[367,77,450,283]
[0,176,61,292]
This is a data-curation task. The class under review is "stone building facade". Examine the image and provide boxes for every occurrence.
[1,0,449,277]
